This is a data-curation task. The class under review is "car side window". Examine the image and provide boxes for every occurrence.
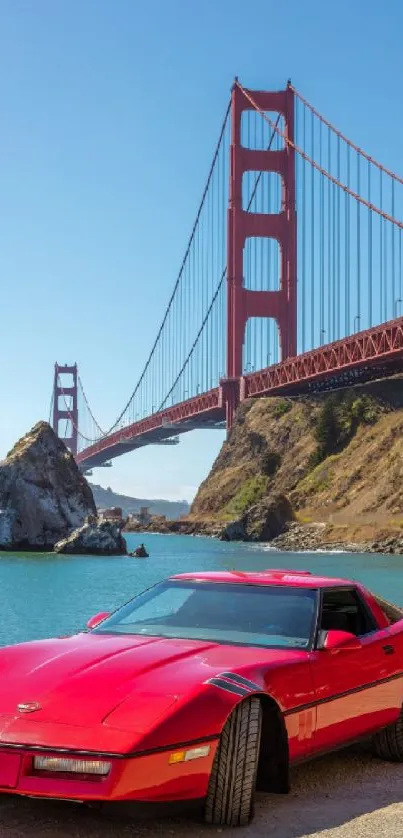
[373,595,403,625]
[320,588,378,637]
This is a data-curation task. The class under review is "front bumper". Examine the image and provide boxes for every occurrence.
[0,739,218,803]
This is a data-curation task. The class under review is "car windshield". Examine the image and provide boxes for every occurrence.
[92,581,318,650]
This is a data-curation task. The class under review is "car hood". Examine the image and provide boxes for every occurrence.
[0,632,303,729]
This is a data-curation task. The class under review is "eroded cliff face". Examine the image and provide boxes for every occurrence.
[190,376,403,547]
[0,422,96,550]
[192,397,317,520]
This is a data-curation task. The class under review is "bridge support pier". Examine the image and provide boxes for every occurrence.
[219,377,241,429]
[225,81,296,430]
[52,363,78,455]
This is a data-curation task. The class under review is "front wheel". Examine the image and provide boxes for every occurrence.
[204,697,262,827]
[373,706,403,761]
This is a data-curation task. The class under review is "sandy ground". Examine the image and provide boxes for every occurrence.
[0,745,402,837]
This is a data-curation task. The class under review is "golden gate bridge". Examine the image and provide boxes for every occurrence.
[50,80,403,473]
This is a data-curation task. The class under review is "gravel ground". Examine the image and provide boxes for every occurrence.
[0,745,402,837]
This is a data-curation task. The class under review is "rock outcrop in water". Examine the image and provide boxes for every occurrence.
[0,422,96,551]
[54,517,127,555]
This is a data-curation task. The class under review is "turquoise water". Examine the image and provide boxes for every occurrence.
[0,532,402,648]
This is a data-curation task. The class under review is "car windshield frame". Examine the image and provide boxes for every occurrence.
[92,580,320,651]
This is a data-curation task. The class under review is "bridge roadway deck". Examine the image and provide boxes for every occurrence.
[76,390,225,471]
[76,317,403,471]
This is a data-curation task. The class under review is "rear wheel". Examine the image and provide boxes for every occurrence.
[204,697,262,827]
[373,706,403,761]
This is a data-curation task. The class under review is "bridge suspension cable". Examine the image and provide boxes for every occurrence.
[55,100,283,450]
[78,376,106,437]
[55,374,102,449]
[237,82,403,229]
[59,99,232,449]
[159,113,282,410]
[290,84,403,186]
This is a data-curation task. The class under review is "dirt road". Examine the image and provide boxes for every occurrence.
[0,746,402,837]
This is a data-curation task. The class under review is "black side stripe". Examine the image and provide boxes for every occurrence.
[284,670,403,717]
[207,677,251,697]
[220,672,261,692]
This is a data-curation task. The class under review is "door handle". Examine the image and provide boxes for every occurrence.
[382,644,395,655]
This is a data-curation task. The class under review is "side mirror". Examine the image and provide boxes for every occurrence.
[318,629,362,652]
[87,611,111,630]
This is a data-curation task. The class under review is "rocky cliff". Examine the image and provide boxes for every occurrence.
[0,422,96,550]
[189,376,403,550]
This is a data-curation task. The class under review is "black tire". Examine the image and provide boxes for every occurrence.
[373,706,403,761]
[204,697,262,827]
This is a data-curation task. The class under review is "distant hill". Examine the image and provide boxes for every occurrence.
[89,483,189,520]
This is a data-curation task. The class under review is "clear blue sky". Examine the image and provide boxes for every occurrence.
[1,0,402,502]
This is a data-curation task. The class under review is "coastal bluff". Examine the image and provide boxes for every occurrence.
[142,376,403,553]
[190,375,403,551]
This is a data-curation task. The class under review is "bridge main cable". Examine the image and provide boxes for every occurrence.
[290,83,403,185]
[77,98,232,443]
[236,81,403,230]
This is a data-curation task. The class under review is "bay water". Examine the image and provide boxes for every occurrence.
[0,532,402,648]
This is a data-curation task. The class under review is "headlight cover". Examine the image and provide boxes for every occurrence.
[33,756,111,775]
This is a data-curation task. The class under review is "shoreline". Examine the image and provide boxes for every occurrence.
[125,519,403,556]
[3,523,403,556]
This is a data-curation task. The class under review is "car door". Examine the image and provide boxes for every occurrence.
[309,587,402,754]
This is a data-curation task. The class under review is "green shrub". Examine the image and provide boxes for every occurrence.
[272,399,292,418]
[223,474,268,519]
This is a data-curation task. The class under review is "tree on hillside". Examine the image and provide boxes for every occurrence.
[313,396,341,462]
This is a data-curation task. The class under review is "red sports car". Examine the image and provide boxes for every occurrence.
[0,569,402,827]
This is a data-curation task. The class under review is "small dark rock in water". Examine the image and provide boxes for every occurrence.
[54,518,127,556]
[0,422,96,551]
[129,544,149,557]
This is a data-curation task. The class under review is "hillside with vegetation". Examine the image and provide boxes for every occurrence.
[187,376,403,552]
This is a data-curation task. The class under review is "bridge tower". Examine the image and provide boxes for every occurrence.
[52,363,78,456]
[223,81,296,429]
